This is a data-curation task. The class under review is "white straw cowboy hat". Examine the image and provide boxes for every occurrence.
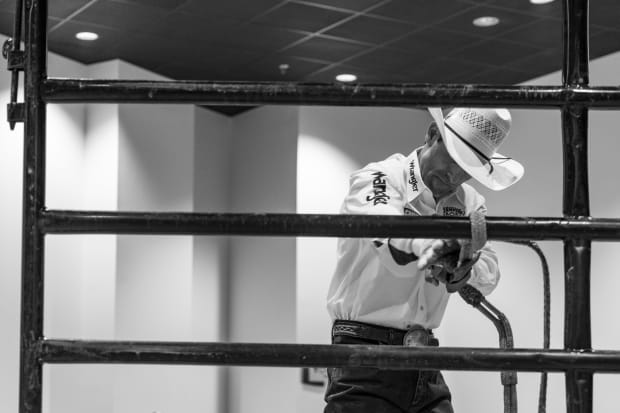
[428,107,524,191]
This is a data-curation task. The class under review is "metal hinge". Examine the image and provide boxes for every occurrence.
[2,38,17,64]
[3,38,25,129]
[7,49,25,71]
[7,103,25,129]
[3,38,25,71]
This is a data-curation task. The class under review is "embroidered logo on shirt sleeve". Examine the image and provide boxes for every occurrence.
[366,171,391,205]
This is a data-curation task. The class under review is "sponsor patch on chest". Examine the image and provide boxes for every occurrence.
[442,206,465,216]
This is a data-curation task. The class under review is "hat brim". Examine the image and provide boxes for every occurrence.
[428,107,524,191]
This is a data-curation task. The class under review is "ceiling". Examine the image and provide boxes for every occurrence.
[1,0,620,116]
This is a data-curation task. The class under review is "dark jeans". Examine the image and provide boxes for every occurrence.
[324,335,454,413]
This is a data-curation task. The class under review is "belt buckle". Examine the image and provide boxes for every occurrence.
[403,325,429,347]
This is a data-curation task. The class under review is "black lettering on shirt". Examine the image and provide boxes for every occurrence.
[443,206,465,216]
[408,160,419,193]
[366,171,391,205]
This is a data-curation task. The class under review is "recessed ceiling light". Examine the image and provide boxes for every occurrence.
[75,31,99,41]
[335,73,357,82]
[472,16,500,27]
[530,0,555,4]
[278,63,290,75]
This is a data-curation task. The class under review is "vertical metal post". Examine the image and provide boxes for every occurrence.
[19,0,47,412]
[562,1,591,413]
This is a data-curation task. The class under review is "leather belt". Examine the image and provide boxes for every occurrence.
[332,320,438,347]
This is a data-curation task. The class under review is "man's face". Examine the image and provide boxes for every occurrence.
[419,123,471,199]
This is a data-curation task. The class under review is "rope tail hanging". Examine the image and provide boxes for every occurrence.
[458,211,552,413]
[458,209,517,413]
[459,285,517,413]
[508,240,551,413]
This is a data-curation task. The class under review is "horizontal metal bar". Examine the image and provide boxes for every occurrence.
[42,78,620,108]
[40,210,620,240]
[39,339,620,373]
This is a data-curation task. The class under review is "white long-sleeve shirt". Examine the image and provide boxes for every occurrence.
[326,148,500,330]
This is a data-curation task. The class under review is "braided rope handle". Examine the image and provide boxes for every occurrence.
[459,209,487,260]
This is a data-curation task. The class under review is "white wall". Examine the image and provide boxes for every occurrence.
[193,106,233,413]
[114,62,196,413]
[227,105,299,413]
[110,62,231,413]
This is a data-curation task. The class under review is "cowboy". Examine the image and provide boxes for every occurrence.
[324,107,524,413]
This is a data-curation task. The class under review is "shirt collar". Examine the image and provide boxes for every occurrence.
[404,147,428,203]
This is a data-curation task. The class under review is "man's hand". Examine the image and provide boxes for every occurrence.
[418,239,480,292]
[417,239,460,271]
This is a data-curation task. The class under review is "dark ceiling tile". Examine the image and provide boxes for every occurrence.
[0,11,62,37]
[179,0,283,21]
[4,0,620,96]
[284,36,367,62]
[246,55,327,81]
[154,63,219,81]
[158,53,325,82]
[450,38,542,67]
[113,0,187,11]
[459,66,531,85]
[49,0,96,19]
[459,0,564,20]
[434,6,537,38]
[590,0,620,31]
[118,44,192,73]
[345,47,424,73]
[305,63,390,83]
[497,18,562,51]
[252,2,352,32]
[299,0,387,12]
[148,11,241,42]
[507,48,562,79]
[49,40,121,65]
[389,27,484,57]
[120,35,262,76]
[407,57,495,83]
[324,15,414,45]
[212,23,307,53]
[67,0,169,34]
[369,0,476,25]
[194,48,263,69]
[48,20,125,64]
[590,29,620,60]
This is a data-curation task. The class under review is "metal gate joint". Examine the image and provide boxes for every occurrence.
[7,50,25,70]
[7,102,25,129]
[2,38,24,70]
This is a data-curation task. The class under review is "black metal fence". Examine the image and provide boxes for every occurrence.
[5,0,615,412]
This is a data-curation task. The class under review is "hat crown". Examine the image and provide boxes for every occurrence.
[445,108,511,157]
